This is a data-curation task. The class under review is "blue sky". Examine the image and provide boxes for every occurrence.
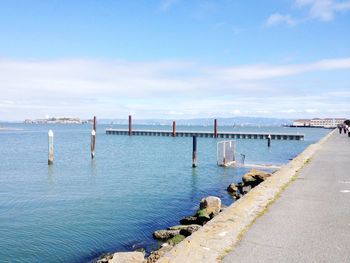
[0,0,350,120]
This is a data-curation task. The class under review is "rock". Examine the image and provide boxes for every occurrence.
[196,209,212,225]
[227,183,238,194]
[196,209,211,219]
[96,253,113,263]
[179,225,202,237]
[220,204,228,212]
[134,248,146,255]
[233,193,242,200]
[147,244,173,263]
[153,229,180,240]
[180,216,199,225]
[109,252,144,263]
[237,182,244,194]
[242,185,252,194]
[199,196,222,217]
[242,169,271,187]
[167,234,186,246]
[168,224,201,231]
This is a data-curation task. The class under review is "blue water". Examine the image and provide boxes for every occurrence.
[0,124,329,262]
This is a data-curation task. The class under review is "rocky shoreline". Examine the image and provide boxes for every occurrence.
[96,169,272,263]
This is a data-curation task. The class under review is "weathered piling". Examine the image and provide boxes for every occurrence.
[172,121,176,137]
[192,136,197,168]
[128,115,132,136]
[93,116,97,131]
[267,134,271,147]
[48,130,54,165]
[91,129,96,159]
[91,116,97,159]
[214,119,218,138]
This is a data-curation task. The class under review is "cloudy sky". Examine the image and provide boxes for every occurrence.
[0,0,350,121]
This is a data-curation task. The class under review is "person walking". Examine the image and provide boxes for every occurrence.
[338,124,342,134]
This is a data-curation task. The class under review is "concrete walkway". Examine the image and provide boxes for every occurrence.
[223,132,350,263]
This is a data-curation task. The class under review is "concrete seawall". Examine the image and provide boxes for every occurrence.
[157,130,335,263]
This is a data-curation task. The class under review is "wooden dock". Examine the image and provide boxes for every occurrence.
[105,129,304,140]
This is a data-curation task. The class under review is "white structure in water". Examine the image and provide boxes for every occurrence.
[293,118,346,128]
[217,140,236,167]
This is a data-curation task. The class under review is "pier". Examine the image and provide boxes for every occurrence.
[105,129,304,140]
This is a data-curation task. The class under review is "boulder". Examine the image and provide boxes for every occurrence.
[220,204,228,212]
[199,196,222,217]
[242,169,271,187]
[153,229,180,240]
[147,244,173,263]
[179,225,202,237]
[237,182,244,194]
[233,193,242,200]
[227,183,238,194]
[109,252,144,263]
[168,224,201,231]
[180,216,199,225]
[242,185,252,194]
[167,234,186,246]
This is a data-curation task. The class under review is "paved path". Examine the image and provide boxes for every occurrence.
[223,131,350,263]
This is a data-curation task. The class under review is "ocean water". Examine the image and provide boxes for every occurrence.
[0,124,329,263]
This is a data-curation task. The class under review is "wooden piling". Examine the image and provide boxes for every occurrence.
[48,130,54,165]
[192,136,197,168]
[93,116,97,131]
[214,119,218,138]
[128,115,132,136]
[267,134,271,147]
[172,121,176,137]
[91,129,96,159]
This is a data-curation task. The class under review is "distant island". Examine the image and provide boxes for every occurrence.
[19,116,293,126]
[24,117,92,124]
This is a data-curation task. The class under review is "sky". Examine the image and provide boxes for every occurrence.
[0,0,350,121]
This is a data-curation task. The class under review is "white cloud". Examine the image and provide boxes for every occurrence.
[266,0,350,26]
[280,109,298,113]
[301,0,350,20]
[296,0,335,21]
[305,108,319,113]
[209,57,350,81]
[160,0,180,11]
[266,13,297,26]
[0,57,350,120]
[230,109,241,115]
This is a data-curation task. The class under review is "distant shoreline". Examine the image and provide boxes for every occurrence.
[0,127,22,131]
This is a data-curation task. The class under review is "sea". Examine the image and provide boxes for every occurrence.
[0,124,329,263]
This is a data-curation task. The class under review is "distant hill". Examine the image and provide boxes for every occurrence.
[99,117,292,126]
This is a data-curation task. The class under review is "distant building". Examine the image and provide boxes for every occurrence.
[292,119,311,127]
[293,118,346,128]
[24,117,82,124]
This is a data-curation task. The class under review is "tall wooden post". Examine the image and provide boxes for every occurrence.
[91,129,96,159]
[267,134,271,147]
[93,116,97,131]
[172,121,176,137]
[91,116,97,159]
[192,136,197,168]
[48,130,54,165]
[214,119,218,138]
[128,115,132,136]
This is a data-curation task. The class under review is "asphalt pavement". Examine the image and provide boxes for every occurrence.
[223,131,350,263]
